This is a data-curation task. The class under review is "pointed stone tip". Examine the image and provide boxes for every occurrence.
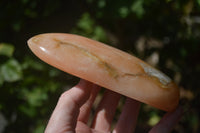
[27,37,34,51]
[27,34,43,50]
[27,35,44,54]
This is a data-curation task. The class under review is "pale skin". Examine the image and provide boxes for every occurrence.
[45,79,183,133]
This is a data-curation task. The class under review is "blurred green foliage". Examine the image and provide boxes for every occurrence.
[0,0,200,133]
[72,13,108,42]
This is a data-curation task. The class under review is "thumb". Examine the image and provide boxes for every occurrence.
[45,79,94,133]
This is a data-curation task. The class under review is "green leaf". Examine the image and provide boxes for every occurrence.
[49,68,60,77]
[98,0,106,8]
[131,0,145,18]
[0,43,15,57]
[45,81,60,92]
[0,74,3,86]
[148,113,161,126]
[0,59,23,82]
[77,13,95,34]
[22,88,48,107]
[119,7,129,18]
[197,0,200,6]
[19,105,36,117]
[22,57,45,70]
[33,123,45,133]
[93,26,107,41]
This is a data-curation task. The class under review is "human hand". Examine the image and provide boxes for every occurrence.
[45,79,183,133]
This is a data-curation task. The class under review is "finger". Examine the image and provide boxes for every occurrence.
[78,84,101,123]
[91,90,121,132]
[45,79,93,133]
[113,98,141,133]
[149,106,183,133]
[76,121,100,133]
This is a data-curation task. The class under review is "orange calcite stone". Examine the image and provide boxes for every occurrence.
[28,33,179,112]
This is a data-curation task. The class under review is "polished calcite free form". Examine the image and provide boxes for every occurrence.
[28,33,179,112]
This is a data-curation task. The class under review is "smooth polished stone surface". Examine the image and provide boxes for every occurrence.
[28,33,179,112]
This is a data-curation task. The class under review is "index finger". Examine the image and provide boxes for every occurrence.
[149,106,183,133]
